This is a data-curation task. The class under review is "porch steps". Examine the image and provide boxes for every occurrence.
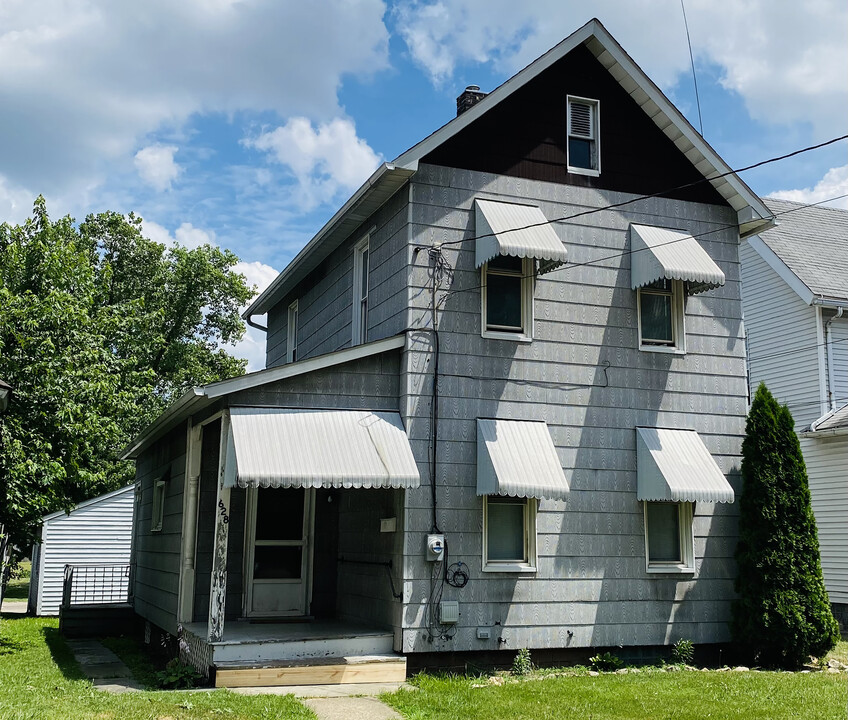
[213,653,407,688]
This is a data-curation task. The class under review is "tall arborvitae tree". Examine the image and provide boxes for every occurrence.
[733,383,839,667]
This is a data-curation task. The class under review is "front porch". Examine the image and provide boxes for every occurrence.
[177,406,419,687]
[181,619,406,688]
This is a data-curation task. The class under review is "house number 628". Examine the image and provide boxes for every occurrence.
[217,499,229,524]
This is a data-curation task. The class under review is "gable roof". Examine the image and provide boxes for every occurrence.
[245,17,772,320]
[746,198,848,306]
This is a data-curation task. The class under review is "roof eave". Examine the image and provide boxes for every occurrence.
[243,163,415,319]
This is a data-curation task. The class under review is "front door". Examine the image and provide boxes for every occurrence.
[245,487,314,617]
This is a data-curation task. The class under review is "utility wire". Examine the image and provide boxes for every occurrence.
[426,134,848,250]
[426,192,848,307]
[680,0,704,136]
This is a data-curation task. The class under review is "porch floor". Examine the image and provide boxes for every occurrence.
[183,618,392,647]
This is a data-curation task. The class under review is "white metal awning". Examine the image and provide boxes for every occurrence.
[630,224,725,294]
[475,199,568,274]
[636,427,734,503]
[477,419,569,501]
[224,407,420,489]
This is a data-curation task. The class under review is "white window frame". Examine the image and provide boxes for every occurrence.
[151,478,166,533]
[481,256,534,342]
[637,279,686,354]
[351,234,370,346]
[643,501,695,574]
[482,495,537,573]
[567,95,600,177]
[286,299,299,364]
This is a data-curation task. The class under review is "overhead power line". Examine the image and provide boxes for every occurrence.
[426,134,848,250]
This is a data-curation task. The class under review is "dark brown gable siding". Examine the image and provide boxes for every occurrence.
[422,44,728,207]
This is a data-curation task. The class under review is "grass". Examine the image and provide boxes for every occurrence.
[383,665,848,720]
[4,561,31,601]
[0,615,315,720]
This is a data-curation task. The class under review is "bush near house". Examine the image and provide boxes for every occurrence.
[732,383,839,667]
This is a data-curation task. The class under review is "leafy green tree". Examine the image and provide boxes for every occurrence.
[732,383,839,667]
[0,198,254,591]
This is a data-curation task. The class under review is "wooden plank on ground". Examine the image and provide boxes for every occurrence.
[215,658,407,688]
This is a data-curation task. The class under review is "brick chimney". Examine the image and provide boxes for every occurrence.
[456,85,487,116]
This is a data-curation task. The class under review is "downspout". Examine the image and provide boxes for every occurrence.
[825,307,844,411]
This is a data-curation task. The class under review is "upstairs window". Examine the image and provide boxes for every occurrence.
[352,235,369,346]
[286,300,298,363]
[637,279,685,352]
[567,96,600,176]
[151,477,166,533]
[481,255,533,340]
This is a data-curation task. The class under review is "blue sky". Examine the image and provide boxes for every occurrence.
[1,1,846,370]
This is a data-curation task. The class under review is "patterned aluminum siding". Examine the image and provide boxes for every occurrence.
[636,427,734,503]
[224,407,420,489]
[475,199,568,274]
[477,418,570,501]
[630,224,725,294]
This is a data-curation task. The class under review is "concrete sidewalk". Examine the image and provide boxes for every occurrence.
[65,638,142,693]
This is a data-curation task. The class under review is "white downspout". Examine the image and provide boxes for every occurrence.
[825,307,844,411]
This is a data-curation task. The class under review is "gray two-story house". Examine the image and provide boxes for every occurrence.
[123,19,774,687]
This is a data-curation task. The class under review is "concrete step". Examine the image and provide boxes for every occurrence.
[214,653,407,688]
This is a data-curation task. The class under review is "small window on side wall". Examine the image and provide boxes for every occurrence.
[352,235,369,346]
[644,501,694,573]
[151,478,166,533]
[637,279,685,352]
[482,255,533,340]
[286,300,298,363]
[483,496,537,572]
[567,96,600,176]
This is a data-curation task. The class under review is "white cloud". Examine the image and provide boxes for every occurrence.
[0,174,36,225]
[245,117,382,210]
[393,0,847,137]
[134,144,181,191]
[175,223,216,249]
[0,0,389,197]
[229,260,280,372]
[770,165,848,210]
[141,219,216,248]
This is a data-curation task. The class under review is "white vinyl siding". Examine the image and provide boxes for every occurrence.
[827,315,848,407]
[33,486,134,616]
[740,240,822,428]
[802,435,848,603]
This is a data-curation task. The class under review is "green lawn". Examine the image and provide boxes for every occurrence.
[384,665,847,720]
[0,616,314,720]
[4,561,31,601]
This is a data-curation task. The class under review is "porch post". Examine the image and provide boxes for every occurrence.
[208,410,231,642]
[177,422,202,624]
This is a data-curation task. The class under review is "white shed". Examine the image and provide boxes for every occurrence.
[28,485,134,616]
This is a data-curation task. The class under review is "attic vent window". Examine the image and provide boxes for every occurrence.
[567,96,600,176]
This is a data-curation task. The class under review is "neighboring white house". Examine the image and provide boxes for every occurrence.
[28,485,134,616]
[740,198,848,620]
